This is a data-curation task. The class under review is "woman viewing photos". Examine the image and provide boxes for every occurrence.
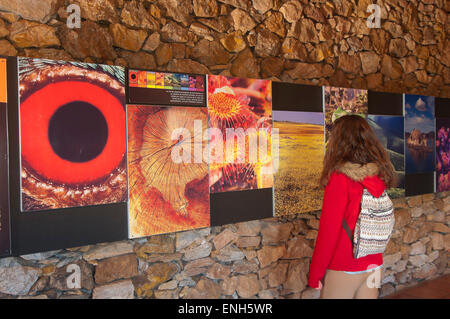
[308,115,396,299]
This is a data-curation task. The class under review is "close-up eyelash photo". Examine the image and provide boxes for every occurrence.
[18,58,127,212]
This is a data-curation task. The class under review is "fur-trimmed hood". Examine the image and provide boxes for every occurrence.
[337,162,385,197]
[338,162,379,182]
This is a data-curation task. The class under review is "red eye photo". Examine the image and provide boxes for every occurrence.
[19,58,127,212]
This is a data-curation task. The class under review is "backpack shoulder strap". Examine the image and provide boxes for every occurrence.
[342,184,367,243]
[343,186,392,243]
[342,218,353,242]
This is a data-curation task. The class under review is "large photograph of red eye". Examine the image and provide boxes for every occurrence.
[18,58,127,212]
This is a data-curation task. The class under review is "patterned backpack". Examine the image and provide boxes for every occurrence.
[342,188,395,259]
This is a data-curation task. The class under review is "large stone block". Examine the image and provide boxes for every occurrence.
[92,280,135,299]
[257,245,286,268]
[0,265,39,296]
[109,23,147,52]
[95,254,138,285]
[83,242,134,262]
[0,0,61,23]
[236,274,260,298]
[9,20,60,48]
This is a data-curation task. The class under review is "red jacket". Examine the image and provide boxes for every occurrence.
[308,163,385,288]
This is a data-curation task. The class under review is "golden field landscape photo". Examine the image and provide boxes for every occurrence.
[274,111,325,216]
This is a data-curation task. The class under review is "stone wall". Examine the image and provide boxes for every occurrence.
[0,193,449,299]
[0,0,449,299]
[0,0,448,97]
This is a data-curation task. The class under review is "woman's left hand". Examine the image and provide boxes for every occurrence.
[315,281,323,290]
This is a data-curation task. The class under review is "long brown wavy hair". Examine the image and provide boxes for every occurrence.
[320,115,396,188]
